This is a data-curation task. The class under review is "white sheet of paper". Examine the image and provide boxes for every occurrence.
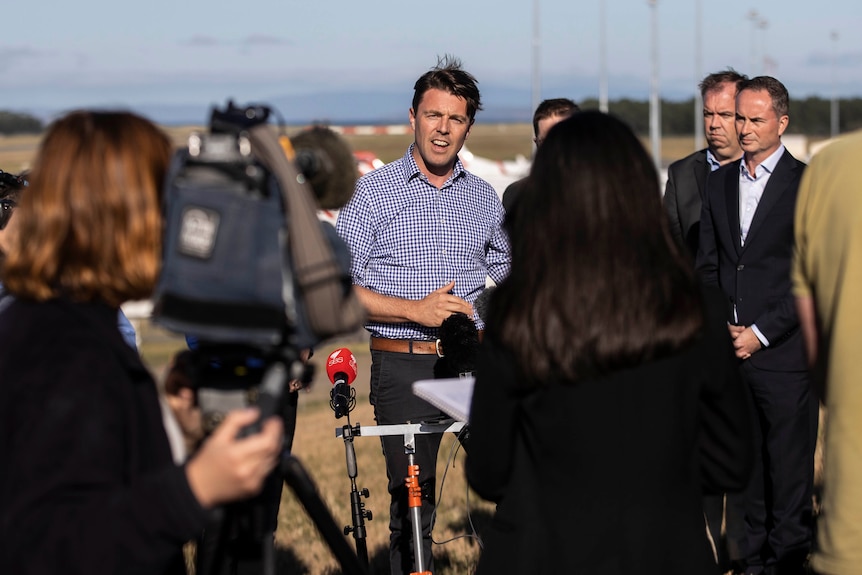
[412,377,475,422]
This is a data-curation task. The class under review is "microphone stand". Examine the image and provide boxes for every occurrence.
[332,385,373,568]
[334,419,466,575]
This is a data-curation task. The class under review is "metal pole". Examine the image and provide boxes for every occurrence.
[531,0,541,123]
[649,0,661,174]
[831,30,839,138]
[694,0,703,150]
[747,10,759,74]
[599,0,609,113]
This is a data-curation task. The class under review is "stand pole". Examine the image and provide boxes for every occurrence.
[340,423,371,567]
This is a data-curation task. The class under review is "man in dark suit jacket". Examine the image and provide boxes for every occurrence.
[664,69,748,571]
[502,98,579,214]
[664,69,746,260]
[697,76,816,575]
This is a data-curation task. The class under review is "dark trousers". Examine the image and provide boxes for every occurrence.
[739,362,817,574]
[370,350,445,575]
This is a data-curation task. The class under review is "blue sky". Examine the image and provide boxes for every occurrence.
[2,0,860,122]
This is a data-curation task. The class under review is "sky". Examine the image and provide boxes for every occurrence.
[2,0,861,123]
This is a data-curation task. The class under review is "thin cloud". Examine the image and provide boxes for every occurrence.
[806,50,862,67]
[182,35,224,47]
[241,34,291,47]
[0,46,43,70]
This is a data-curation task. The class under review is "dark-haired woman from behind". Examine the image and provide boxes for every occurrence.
[466,111,753,575]
[0,111,283,574]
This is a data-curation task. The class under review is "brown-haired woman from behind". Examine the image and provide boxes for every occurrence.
[466,111,753,575]
[0,111,283,574]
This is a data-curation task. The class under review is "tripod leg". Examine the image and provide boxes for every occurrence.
[281,454,368,575]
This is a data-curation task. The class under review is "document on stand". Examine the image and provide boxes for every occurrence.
[412,377,475,423]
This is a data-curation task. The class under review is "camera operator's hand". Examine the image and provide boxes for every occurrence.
[184,408,284,509]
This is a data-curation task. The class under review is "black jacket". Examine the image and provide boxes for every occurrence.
[0,297,208,574]
[466,287,753,574]
[696,150,807,372]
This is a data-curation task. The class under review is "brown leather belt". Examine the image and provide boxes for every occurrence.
[370,332,484,355]
[370,337,439,355]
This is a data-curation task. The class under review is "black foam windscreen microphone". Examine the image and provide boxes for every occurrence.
[474,286,496,324]
[434,312,480,379]
[290,126,358,210]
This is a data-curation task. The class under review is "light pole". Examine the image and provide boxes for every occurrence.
[758,18,768,75]
[531,0,541,127]
[747,10,759,74]
[599,0,608,113]
[831,30,839,138]
[694,0,703,150]
[649,0,661,174]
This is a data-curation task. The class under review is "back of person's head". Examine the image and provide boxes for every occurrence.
[699,68,748,98]
[493,110,703,383]
[532,98,580,137]
[412,54,482,124]
[0,170,27,230]
[739,76,790,118]
[2,110,172,307]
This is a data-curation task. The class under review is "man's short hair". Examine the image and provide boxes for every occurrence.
[699,68,748,99]
[533,98,580,137]
[412,55,482,124]
[739,76,790,118]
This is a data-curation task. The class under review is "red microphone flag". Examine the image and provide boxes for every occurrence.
[326,347,357,385]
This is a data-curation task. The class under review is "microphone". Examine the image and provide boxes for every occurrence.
[474,286,495,324]
[290,126,358,210]
[326,347,358,418]
[434,312,480,379]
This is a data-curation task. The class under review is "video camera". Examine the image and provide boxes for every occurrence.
[152,100,364,389]
[150,101,367,574]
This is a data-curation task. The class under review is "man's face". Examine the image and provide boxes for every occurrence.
[735,88,788,162]
[534,113,568,147]
[409,88,472,179]
[703,83,741,163]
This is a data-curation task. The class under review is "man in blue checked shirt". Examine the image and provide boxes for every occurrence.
[336,55,510,575]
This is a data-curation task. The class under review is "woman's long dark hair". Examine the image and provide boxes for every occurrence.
[491,111,703,384]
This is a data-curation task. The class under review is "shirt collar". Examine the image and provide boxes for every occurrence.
[705,149,722,172]
[706,148,743,172]
[740,143,785,179]
[401,143,467,186]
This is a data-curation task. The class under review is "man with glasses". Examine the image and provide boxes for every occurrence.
[502,98,580,214]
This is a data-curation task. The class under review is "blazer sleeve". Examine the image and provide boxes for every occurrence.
[663,166,684,249]
[695,172,720,288]
[466,335,522,502]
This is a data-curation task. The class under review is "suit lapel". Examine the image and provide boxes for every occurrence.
[723,160,743,256]
[693,150,708,201]
[743,150,797,248]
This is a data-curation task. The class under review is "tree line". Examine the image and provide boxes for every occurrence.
[0,111,43,135]
[579,96,862,136]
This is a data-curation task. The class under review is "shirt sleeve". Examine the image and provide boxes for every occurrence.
[335,181,375,287]
[485,201,512,285]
